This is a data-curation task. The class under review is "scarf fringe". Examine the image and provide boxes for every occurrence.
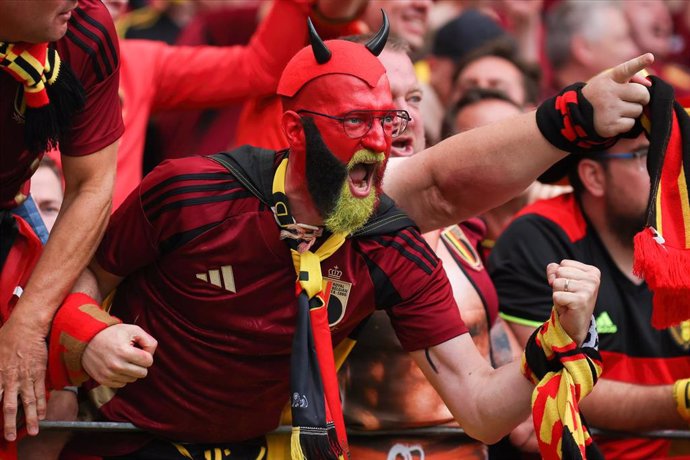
[634,227,690,328]
[25,57,85,154]
[291,425,342,460]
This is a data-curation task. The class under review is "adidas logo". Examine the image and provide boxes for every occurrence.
[595,311,618,334]
[196,265,236,293]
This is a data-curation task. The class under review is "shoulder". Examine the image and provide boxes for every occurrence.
[512,193,586,244]
[358,226,440,276]
[57,0,119,84]
[138,155,256,225]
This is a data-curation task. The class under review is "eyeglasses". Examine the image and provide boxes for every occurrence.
[596,147,648,170]
[297,109,411,139]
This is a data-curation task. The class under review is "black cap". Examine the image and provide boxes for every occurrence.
[432,10,507,61]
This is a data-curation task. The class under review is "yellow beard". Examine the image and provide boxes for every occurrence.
[323,150,384,234]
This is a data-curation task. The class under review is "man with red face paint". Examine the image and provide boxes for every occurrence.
[49,13,655,460]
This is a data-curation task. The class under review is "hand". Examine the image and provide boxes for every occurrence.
[82,324,157,388]
[499,0,544,27]
[547,260,600,345]
[509,415,539,453]
[0,319,47,441]
[582,53,654,138]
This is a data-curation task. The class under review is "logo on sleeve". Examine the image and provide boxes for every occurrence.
[196,265,236,293]
[669,321,690,351]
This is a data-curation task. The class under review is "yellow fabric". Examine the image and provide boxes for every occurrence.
[521,307,602,459]
[674,378,690,424]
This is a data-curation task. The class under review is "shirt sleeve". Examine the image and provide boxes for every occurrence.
[57,0,124,156]
[150,0,313,111]
[488,214,576,327]
[361,228,468,352]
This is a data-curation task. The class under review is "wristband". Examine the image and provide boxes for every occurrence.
[674,378,690,423]
[536,83,618,154]
[48,292,121,389]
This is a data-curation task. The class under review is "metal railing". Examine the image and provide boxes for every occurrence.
[37,421,690,440]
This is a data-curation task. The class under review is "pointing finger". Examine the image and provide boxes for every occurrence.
[610,53,654,84]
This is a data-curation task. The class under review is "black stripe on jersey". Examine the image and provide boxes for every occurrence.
[396,229,438,270]
[142,183,244,215]
[356,247,403,309]
[65,29,104,81]
[67,14,113,76]
[370,234,436,275]
[141,173,232,203]
[159,221,224,254]
[147,190,254,222]
[73,7,119,69]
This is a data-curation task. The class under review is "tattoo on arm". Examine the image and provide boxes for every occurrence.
[425,348,439,374]
[490,322,514,367]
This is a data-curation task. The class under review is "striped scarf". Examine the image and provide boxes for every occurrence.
[522,309,603,460]
[0,42,85,154]
[272,158,349,459]
[633,76,690,328]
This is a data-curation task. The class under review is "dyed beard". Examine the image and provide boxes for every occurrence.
[324,151,383,234]
[303,118,348,217]
[302,119,382,234]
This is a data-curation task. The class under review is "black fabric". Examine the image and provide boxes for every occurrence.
[104,437,267,460]
[209,148,417,237]
[0,210,18,273]
[536,83,624,183]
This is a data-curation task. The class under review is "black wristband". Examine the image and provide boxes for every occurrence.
[536,83,619,153]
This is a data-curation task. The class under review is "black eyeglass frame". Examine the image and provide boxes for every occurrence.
[297,109,411,139]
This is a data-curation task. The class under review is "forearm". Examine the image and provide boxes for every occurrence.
[384,111,566,232]
[412,334,533,444]
[581,379,687,431]
[12,163,113,332]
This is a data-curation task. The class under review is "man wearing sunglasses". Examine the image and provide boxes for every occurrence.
[43,15,658,458]
[490,135,690,459]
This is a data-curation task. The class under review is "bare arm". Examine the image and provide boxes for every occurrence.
[409,259,598,444]
[0,141,116,441]
[411,334,533,444]
[384,54,654,232]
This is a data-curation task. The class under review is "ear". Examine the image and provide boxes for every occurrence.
[578,158,606,197]
[281,110,305,150]
[570,34,593,67]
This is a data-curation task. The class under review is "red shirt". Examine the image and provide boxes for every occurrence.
[95,150,466,444]
[0,0,123,208]
[113,0,312,210]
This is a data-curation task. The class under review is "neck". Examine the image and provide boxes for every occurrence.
[284,159,324,227]
[581,196,642,284]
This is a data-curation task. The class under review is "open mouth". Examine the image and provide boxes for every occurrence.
[348,161,379,198]
[391,137,414,157]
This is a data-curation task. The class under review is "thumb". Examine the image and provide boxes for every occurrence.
[609,53,654,84]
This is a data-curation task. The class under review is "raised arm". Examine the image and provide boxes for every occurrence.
[410,260,600,444]
[384,54,654,232]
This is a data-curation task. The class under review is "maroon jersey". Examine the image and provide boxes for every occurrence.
[94,148,467,444]
[0,0,124,208]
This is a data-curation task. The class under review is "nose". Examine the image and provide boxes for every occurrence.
[360,118,389,153]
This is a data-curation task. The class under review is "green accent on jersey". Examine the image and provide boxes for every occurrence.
[499,312,544,328]
[596,311,618,334]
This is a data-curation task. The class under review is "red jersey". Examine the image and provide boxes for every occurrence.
[0,0,124,208]
[94,148,466,445]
